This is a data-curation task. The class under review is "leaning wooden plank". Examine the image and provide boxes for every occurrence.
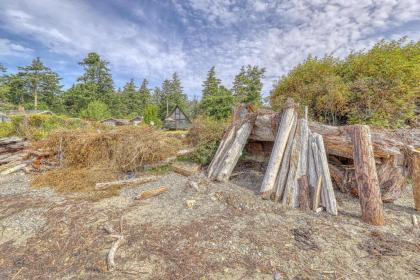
[207,124,237,178]
[307,138,318,194]
[411,150,420,211]
[281,124,301,207]
[312,176,322,211]
[312,133,338,215]
[352,125,385,225]
[135,186,168,201]
[215,119,254,182]
[273,117,297,201]
[298,175,311,211]
[298,114,309,177]
[95,176,157,190]
[260,107,296,196]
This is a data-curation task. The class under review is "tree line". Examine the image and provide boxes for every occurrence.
[0,52,265,124]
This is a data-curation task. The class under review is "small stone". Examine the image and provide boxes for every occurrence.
[273,272,281,280]
[186,199,196,208]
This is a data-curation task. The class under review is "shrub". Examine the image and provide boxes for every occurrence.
[187,116,228,165]
[80,101,111,121]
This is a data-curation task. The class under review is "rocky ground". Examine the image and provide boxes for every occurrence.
[0,164,419,279]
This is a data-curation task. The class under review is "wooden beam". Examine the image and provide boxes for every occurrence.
[352,125,385,226]
[298,175,311,211]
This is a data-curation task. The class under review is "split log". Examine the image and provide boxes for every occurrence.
[0,163,27,175]
[311,134,337,215]
[135,186,168,200]
[273,118,297,201]
[312,176,322,211]
[307,137,318,195]
[298,175,311,211]
[172,162,201,177]
[260,106,297,196]
[412,151,420,211]
[281,122,301,207]
[214,120,254,182]
[95,176,157,190]
[377,158,406,202]
[352,125,385,226]
[299,115,309,177]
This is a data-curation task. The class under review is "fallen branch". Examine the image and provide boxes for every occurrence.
[107,234,125,271]
[135,186,168,201]
[95,176,157,190]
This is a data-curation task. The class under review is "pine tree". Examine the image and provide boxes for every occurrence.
[138,79,151,115]
[16,57,62,110]
[200,67,234,119]
[121,79,138,115]
[232,65,265,106]
[157,73,188,120]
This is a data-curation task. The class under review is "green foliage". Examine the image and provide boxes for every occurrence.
[157,73,188,120]
[4,114,84,140]
[270,39,420,128]
[80,101,111,121]
[200,67,234,120]
[232,65,265,106]
[143,104,161,126]
[187,116,227,165]
[270,56,349,125]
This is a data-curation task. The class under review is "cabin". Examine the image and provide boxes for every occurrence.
[130,116,143,126]
[101,118,130,126]
[0,112,10,123]
[164,106,191,130]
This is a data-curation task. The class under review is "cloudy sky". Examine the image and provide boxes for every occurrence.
[0,0,419,98]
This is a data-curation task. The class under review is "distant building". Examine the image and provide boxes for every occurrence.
[130,116,143,126]
[0,112,10,123]
[164,106,191,130]
[101,118,130,126]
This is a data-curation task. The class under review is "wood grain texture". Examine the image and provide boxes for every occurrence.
[260,107,296,195]
[298,175,311,211]
[412,151,420,211]
[352,125,385,225]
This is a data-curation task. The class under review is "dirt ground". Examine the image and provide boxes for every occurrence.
[0,162,419,280]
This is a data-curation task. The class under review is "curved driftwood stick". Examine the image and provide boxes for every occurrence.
[108,234,125,271]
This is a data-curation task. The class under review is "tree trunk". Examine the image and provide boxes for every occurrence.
[260,107,296,196]
[352,125,385,226]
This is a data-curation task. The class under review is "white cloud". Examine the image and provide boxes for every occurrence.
[0,0,419,96]
[0,38,33,56]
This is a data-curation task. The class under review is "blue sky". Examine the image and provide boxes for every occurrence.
[0,0,419,98]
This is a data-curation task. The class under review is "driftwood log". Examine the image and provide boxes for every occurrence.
[352,125,385,226]
[260,106,297,197]
[412,151,420,211]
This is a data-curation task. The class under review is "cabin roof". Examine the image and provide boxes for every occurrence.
[165,105,191,122]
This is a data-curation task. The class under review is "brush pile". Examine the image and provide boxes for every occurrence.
[31,126,183,198]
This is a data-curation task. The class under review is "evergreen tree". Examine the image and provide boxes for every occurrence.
[121,79,139,115]
[232,65,265,106]
[138,79,151,114]
[16,57,62,110]
[200,67,233,119]
[157,73,188,120]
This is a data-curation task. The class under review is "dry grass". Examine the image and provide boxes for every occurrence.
[31,126,183,199]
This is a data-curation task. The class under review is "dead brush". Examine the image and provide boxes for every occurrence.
[31,126,182,199]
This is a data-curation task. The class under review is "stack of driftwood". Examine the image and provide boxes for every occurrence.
[259,104,337,215]
[0,137,29,175]
[207,102,420,225]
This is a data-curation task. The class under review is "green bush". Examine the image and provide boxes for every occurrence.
[0,122,14,137]
[80,101,111,121]
[270,39,419,128]
[187,116,227,165]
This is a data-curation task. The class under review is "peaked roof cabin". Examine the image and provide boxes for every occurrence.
[164,105,191,130]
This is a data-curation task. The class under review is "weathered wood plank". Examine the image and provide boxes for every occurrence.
[260,107,296,196]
